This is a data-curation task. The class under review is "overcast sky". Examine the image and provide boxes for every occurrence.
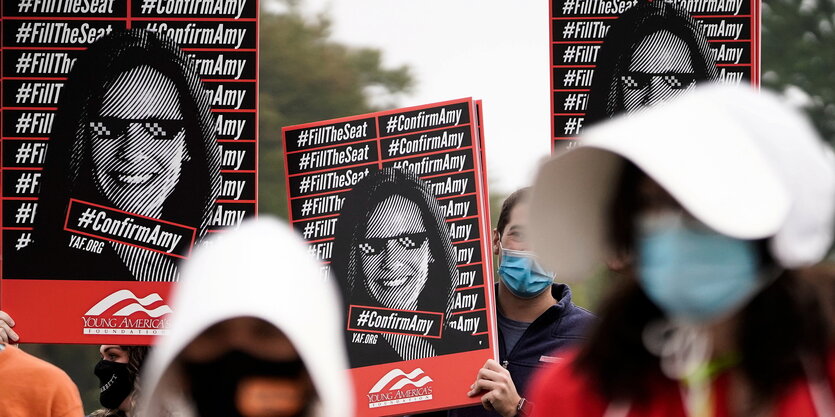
[293,0,553,195]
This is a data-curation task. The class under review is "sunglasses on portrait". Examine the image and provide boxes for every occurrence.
[620,72,697,90]
[357,232,429,256]
[88,117,185,140]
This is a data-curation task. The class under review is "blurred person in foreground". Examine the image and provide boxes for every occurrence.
[526,84,835,416]
[432,188,594,417]
[137,218,352,417]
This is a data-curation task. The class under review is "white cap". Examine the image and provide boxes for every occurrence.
[530,84,835,282]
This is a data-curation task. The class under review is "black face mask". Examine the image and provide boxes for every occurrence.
[94,360,134,409]
[182,349,310,417]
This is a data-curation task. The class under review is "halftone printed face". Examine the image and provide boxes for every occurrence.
[621,30,696,112]
[359,195,431,310]
[90,65,188,217]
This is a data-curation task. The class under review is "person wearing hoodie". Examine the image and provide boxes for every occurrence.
[137,217,353,417]
[526,85,835,416]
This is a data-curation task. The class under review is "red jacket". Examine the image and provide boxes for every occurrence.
[528,349,835,417]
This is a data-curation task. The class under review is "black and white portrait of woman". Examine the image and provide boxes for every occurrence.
[22,29,221,282]
[585,0,717,124]
[331,168,464,367]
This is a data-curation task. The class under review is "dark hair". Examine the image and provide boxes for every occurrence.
[331,168,458,319]
[574,162,831,408]
[123,345,149,385]
[496,187,530,237]
[585,0,717,124]
[35,29,220,243]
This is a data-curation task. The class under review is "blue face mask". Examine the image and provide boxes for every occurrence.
[637,213,763,323]
[498,248,554,299]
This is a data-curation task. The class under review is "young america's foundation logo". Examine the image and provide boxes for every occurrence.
[81,290,172,335]
[367,368,433,409]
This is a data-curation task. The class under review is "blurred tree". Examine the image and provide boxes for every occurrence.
[762,0,835,144]
[259,1,414,217]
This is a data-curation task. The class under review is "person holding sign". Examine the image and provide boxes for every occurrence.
[585,0,717,125]
[17,29,220,282]
[527,85,835,416]
[440,189,594,417]
[332,168,471,367]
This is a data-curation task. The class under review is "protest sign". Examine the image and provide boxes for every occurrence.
[283,98,497,416]
[551,0,761,150]
[0,0,258,344]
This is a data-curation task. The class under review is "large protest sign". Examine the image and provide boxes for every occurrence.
[551,0,761,151]
[0,0,258,344]
[283,98,497,416]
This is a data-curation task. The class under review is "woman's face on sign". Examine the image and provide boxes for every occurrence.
[620,29,696,112]
[358,195,431,310]
[89,65,189,217]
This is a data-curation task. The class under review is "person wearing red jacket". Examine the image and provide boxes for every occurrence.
[526,85,835,417]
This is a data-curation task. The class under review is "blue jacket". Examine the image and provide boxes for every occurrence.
[446,283,595,417]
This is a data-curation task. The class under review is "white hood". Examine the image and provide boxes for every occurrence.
[531,84,835,282]
[137,217,353,417]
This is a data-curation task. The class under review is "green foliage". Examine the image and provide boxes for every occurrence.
[762,0,835,144]
[258,3,413,217]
